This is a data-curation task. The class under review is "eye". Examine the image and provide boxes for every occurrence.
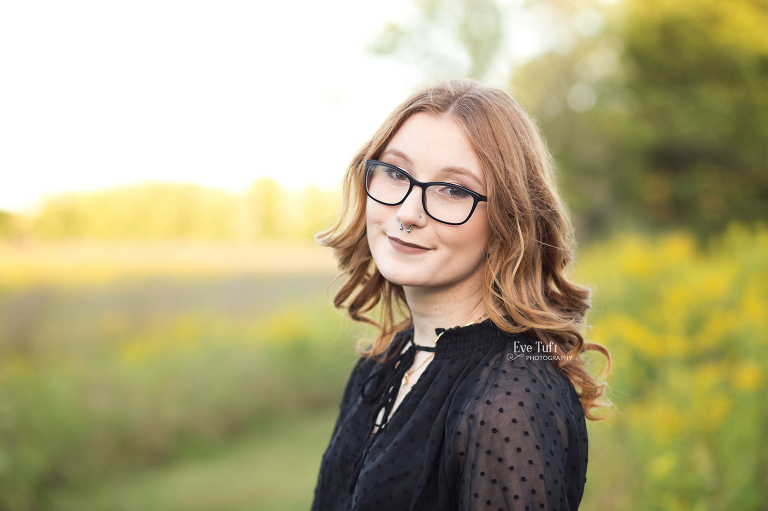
[438,185,471,199]
[386,169,409,181]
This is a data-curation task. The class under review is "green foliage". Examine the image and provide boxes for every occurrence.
[620,0,768,233]
[243,180,341,241]
[0,211,30,240]
[576,222,768,509]
[512,0,768,240]
[31,183,240,239]
[0,179,341,241]
[1,225,767,509]
[0,274,367,510]
[245,178,282,239]
[0,212,10,236]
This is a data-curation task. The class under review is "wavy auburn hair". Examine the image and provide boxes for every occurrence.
[316,78,612,421]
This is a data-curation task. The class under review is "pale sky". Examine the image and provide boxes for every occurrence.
[0,0,427,214]
[0,0,595,215]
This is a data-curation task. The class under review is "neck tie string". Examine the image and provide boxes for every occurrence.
[349,330,416,493]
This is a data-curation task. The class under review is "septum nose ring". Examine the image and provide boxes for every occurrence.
[399,223,414,233]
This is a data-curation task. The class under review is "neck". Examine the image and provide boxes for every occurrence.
[402,270,488,349]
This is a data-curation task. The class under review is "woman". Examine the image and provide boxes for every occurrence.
[310,78,612,511]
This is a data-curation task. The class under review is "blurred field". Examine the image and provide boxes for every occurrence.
[0,240,337,288]
[49,408,340,511]
[0,240,366,511]
[0,223,766,510]
[575,223,768,510]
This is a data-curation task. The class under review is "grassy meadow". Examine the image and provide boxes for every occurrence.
[0,223,766,510]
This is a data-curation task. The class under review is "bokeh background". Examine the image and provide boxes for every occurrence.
[1,0,767,510]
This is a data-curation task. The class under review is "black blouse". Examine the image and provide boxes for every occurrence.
[310,318,588,511]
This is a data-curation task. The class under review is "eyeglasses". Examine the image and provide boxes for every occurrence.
[364,159,488,225]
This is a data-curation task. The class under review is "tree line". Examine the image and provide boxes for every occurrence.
[0,179,340,241]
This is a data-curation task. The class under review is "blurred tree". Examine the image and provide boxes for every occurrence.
[294,184,341,239]
[31,183,240,239]
[0,210,29,240]
[369,0,504,80]
[513,0,768,240]
[1,180,339,242]
[245,177,283,239]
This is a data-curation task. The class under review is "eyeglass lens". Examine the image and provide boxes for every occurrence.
[366,163,476,224]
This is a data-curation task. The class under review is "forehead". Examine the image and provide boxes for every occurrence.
[381,112,486,188]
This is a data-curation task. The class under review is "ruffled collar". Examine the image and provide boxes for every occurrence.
[395,317,503,359]
[347,317,508,494]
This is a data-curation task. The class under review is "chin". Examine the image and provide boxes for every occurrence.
[376,262,431,287]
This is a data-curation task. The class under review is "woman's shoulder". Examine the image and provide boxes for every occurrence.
[345,325,413,381]
[462,331,577,421]
[337,329,411,413]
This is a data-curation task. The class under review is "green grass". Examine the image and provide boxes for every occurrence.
[48,407,339,511]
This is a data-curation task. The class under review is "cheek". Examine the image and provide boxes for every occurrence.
[440,215,490,259]
[366,198,386,225]
[365,199,376,236]
[365,200,375,231]
[365,200,388,247]
[430,233,487,284]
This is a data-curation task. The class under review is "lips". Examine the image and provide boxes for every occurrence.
[388,236,428,249]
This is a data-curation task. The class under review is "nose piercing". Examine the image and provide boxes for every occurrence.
[400,223,404,230]
[407,225,414,233]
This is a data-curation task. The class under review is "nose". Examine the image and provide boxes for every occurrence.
[396,185,427,229]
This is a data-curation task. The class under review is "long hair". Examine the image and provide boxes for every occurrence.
[316,78,613,421]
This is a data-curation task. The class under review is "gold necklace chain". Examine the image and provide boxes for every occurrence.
[401,313,488,386]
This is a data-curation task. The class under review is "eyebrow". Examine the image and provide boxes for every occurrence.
[380,148,485,190]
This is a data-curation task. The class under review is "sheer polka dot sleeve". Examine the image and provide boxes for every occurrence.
[332,356,370,436]
[450,359,579,510]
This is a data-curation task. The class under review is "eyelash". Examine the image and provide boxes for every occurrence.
[381,161,475,191]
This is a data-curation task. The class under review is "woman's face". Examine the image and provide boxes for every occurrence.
[366,112,492,290]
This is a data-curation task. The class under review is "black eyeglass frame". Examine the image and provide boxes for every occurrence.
[364,159,488,226]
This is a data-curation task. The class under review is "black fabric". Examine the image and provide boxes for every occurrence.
[310,318,588,511]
